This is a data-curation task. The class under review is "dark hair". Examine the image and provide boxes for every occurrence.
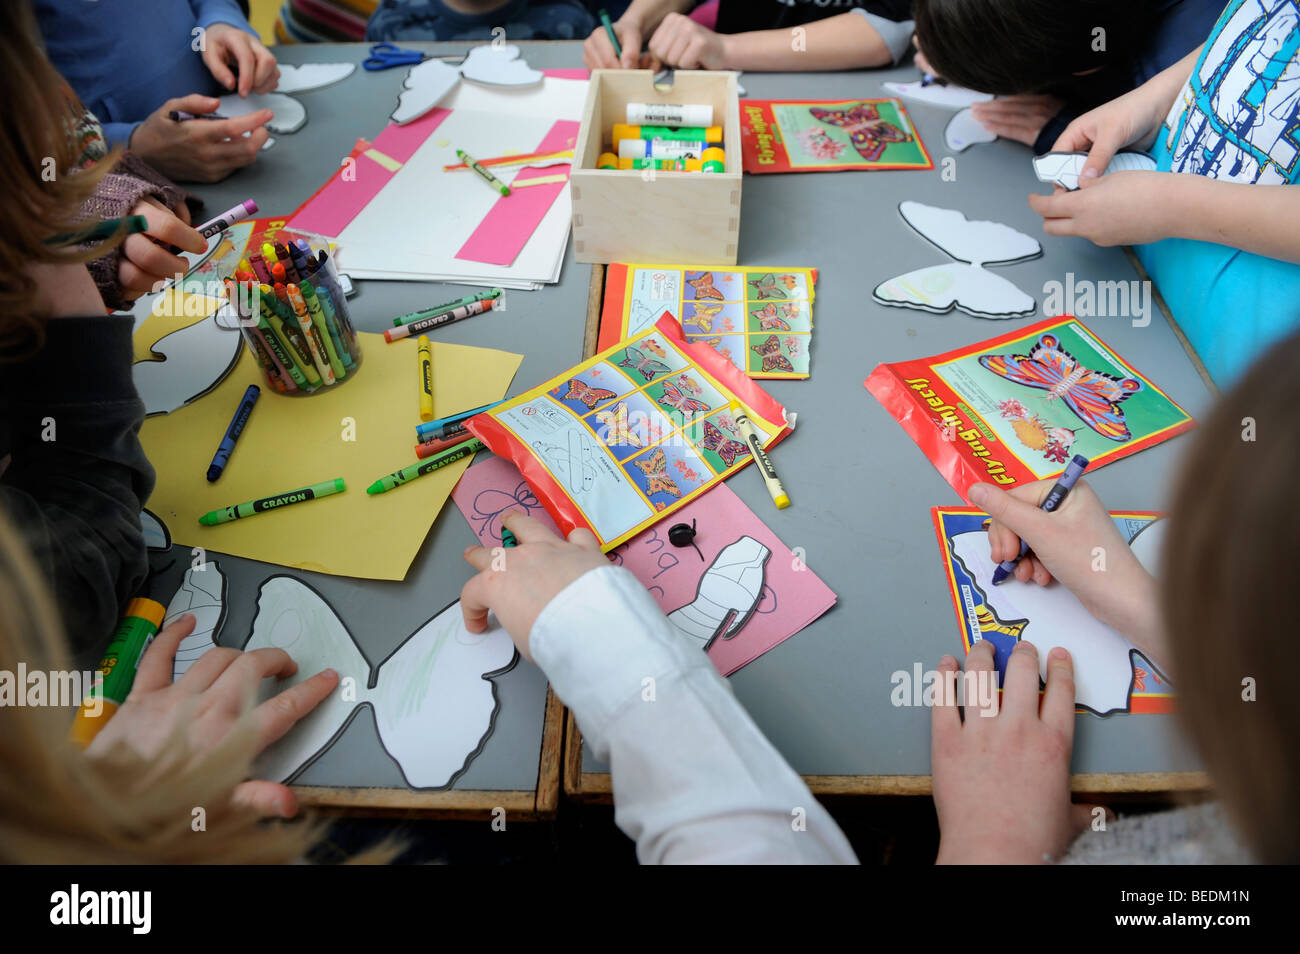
[1161,328,1300,864]
[913,0,1156,95]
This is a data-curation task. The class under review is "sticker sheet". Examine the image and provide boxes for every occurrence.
[932,506,1174,716]
[866,317,1195,497]
[468,314,792,550]
[739,99,933,173]
[600,263,817,379]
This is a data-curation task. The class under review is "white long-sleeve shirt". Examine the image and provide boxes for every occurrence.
[531,565,857,864]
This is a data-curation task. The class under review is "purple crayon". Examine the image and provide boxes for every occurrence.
[991,454,1090,586]
[196,199,258,239]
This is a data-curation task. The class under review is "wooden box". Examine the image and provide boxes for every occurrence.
[570,70,742,265]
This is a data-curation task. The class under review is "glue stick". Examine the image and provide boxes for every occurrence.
[611,123,723,148]
[626,103,712,126]
[69,598,167,749]
[618,138,709,160]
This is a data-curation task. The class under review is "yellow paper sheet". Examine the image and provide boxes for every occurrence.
[139,332,522,580]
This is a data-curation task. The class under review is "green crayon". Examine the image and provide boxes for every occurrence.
[258,316,309,389]
[262,292,321,387]
[366,438,483,495]
[303,282,349,374]
[199,478,346,526]
[306,277,357,367]
[393,289,502,327]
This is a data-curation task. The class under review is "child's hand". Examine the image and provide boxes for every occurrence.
[117,198,207,300]
[130,95,272,183]
[1028,170,1174,246]
[647,13,729,71]
[970,94,1064,147]
[460,514,611,660]
[1050,84,1170,183]
[583,15,644,69]
[969,481,1162,651]
[200,23,279,96]
[86,614,339,819]
[932,642,1098,863]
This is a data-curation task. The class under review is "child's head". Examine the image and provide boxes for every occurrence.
[913,0,1156,95]
[1162,329,1300,864]
[0,1,120,352]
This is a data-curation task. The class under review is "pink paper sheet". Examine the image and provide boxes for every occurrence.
[455,119,580,267]
[452,457,837,675]
[286,109,452,237]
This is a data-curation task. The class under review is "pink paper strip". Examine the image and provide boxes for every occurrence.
[542,68,591,80]
[451,457,837,676]
[455,119,580,267]
[286,109,451,237]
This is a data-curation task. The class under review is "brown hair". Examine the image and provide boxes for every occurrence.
[1161,330,1300,864]
[0,0,125,356]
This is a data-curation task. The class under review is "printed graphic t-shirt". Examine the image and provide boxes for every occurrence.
[1136,0,1300,386]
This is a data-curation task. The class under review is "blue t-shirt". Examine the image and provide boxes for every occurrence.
[367,0,596,41]
[1136,0,1300,386]
[33,0,257,148]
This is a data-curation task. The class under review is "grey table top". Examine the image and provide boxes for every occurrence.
[189,42,1210,788]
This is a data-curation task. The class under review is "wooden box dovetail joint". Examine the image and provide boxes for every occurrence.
[570,70,742,265]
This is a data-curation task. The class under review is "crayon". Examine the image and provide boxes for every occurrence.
[251,326,293,391]
[199,478,346,526]
[44,214,149,247]
[501,527,518,548]
[261,241,280,265]
[285,283,335,385]
[612,123,723,147]
[206,385,261,481]
[442,150,573,171]
[311,250,354,333]
[417,335,434,422]
[305,277,356,368]
[731,403,789,510]
[599,8,622,58]
[258,314,309,390]
[271,261,289,287]
[366,439,483,495]
[260,286,321,387]
[414,432,479,459]
[414,400,506,441]
[626,102,712,126]
[424,420,470,444]
[393,289,502,327]
[991,455,1090,586]
[68,598,167,748]
[248,252,272,284]
[303,282,352,371]
[457,149,511,197]
[384,298,495,342]
[294,283,345,382]
[196,199,258,239]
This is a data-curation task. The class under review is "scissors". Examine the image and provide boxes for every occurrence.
[363,42,428,71]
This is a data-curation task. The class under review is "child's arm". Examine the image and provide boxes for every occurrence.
[584,0,693,69]
[646,11,903,72]
[0,267,156,650]
[461,515,857,864]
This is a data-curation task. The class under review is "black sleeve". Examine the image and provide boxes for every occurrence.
[718,0,914,34]
[0,314,155,651]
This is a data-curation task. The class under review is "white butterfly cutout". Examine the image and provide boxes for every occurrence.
[883,80,993,111]
[945,107,998,152]
[392,44,544,125]
[162,562,518,789]
[1032,150,1158,191]
[132,303,244,417]
[873,201,1042,320]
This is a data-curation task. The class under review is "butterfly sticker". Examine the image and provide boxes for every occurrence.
[747,273,787,301]
[752,303,793,331]
[635,448,683,498]
[698,420,747,468]
[618,345,671,382]
[688,303,724,333]
[979,333,1143,442]
[809,102,913,163]
[595,401,643,448]
[658,380,710,416]
[751,335,795,375]
[563,377,617,410]
[873,202,1042,319]
[688,272,724,301]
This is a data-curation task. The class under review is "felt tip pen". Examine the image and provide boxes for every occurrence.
[206,384,261,482]
[731,403,789,510]
[457,149,511,197]
[196,199,258,239]
[366,438,484,495]
[991,455,1090,586]
[68,597,168,748]
[384,297,495,342]
[414,399,507,440]
[393,289,502,327]
[199,478,345,525]
[599,8,623,58]
[417,335,434,422]
[44,214,149,247]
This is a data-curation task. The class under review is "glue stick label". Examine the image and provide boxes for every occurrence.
[626,103,712,126]
[618,139,707,160]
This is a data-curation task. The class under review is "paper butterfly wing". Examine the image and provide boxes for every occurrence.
[166,561,228,681]
[897,201,1042,267]
[874,262,1036,319]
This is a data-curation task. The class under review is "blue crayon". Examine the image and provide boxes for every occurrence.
[990,455,1090,585]
[206,385,261,482]
[414,400,506,441]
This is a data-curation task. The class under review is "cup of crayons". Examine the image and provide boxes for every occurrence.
[219,232,362,396]
[597,101,725,173]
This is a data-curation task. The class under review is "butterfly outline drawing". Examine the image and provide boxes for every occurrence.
[873,201,1042,320]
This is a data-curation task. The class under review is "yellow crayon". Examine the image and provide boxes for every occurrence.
[417,335,434,422]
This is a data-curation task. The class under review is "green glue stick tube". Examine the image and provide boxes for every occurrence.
[68,598,167,748]
[366,438,483,495]
[199,478,346,526]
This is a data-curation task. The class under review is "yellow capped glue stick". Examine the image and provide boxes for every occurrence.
[597,152,619,169]
[69,598,167,748]
[611,123,723,148]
